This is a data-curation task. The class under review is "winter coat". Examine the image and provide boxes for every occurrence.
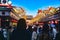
[0,31,4,40]
[10,30,31,40]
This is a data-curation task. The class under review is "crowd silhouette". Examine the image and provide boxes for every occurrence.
[0,18,60,40]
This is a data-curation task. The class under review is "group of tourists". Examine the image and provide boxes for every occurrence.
[0,18,60,40]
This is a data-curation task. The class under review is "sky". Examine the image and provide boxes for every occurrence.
[11,0,60,16]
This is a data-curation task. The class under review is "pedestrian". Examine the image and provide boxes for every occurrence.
[0,30,4,40]
[39,22,52,40]
[55,21,60,40]
[10,18,31,40]
[32,27,37,40]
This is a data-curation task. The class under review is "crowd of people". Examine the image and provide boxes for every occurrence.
[0,18,60,40]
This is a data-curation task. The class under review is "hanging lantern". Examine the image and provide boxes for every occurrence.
[38,10,42,13]
[51,21,54,24]
[55,20,58,24]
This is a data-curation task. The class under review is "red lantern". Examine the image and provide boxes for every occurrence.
[55,20,58,24]
[38,10,42,13]
[51,21,54,24]
[11,18,17,23]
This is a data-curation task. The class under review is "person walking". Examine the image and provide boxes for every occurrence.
[0,29,4,40]
[55,21,60,40]
[10,18,31,40]
[32,27,37,40]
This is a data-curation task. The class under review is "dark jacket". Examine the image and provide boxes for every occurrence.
[10,29,31,40]
[10,18,31,40]
[55,32,60,40]
[0,31,4,40]
[55,21,60,40]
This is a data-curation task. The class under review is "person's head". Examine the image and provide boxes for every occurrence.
[43,23,49,33]
[43,23,49,29]
[28,25,32,31]
[17,18,27,30]
[33,27,37,32]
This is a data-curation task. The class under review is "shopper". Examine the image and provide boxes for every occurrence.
[10,18,31,40]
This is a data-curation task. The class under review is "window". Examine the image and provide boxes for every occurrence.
[3,0,6,3]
